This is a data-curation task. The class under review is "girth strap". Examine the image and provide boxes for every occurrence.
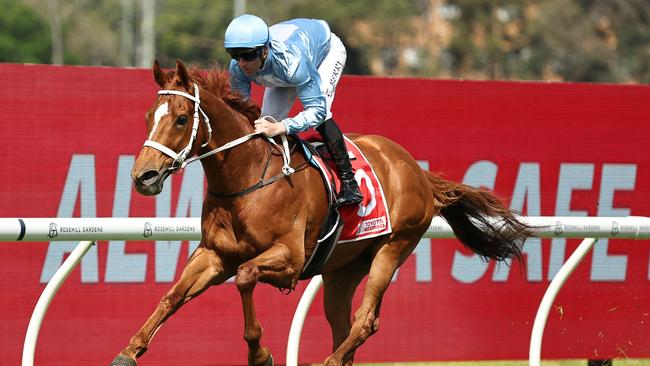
[208,161,310,198]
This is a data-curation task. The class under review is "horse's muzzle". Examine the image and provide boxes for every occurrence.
[132,169,166,196]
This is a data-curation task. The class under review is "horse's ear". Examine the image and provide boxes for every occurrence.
[153,60,169,87]
[175,59,191,89]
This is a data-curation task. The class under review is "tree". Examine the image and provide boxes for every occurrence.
[279,0,423,75]
[442,0,650,82]
[0,0,50,63]
[526,0,618,82]
[589,0,650,83]
[155,0,234,69]
[6,0,650,83]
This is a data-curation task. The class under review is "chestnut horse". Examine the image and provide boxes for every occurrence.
[111,60,532,366]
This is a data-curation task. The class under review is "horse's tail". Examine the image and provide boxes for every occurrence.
[425,171,532,263]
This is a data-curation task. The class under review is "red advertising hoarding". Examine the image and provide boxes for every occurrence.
[1,63,650,365]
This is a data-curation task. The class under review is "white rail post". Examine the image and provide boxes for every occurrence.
[286,274,324,366]
[22,240,96,366]
[529,238,598,366]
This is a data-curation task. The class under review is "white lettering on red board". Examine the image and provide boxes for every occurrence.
[41,156,638,284]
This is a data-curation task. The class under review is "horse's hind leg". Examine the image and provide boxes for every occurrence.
[236,243,297,366]
[323,237,417,366]
[323,255,370,366]
[110,247,228,366]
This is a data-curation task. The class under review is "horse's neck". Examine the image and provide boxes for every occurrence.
[200,97,266,194]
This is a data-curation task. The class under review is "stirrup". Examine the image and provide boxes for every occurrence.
[336,183,363,206]
[336,193,363,206]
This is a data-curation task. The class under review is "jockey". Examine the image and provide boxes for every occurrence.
[224,14,363,206]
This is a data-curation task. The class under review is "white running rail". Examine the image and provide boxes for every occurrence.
[1,216,649,366]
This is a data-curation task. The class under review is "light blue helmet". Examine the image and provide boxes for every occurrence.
[224,14,270,49]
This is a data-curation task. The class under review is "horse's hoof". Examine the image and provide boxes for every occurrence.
[263,354,274,366]
[110,355,136,366]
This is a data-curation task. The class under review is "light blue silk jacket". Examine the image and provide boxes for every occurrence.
[229,18,332,134]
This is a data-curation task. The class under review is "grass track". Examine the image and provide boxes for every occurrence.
[353,360,647,366]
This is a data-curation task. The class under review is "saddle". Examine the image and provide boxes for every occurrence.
[297,132,392,279]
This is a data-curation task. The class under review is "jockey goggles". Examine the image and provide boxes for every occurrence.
[227,47,263,62]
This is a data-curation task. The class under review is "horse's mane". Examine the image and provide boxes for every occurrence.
[185,67,261,123]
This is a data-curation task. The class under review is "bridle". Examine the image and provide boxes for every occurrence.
[143,83,213,170]
[142,83,295,177]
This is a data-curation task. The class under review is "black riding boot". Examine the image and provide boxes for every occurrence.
[316,119,363,206]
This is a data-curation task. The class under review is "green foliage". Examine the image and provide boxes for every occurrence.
[444,0,650,82]
[5,0,650,83]
[0,0,50,63]
[156,0,234,69]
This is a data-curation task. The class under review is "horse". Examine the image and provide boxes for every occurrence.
[111,60,532,366]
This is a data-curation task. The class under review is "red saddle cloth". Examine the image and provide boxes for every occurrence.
[301,133,393,242]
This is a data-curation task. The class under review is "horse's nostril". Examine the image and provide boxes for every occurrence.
[139,170,160,186]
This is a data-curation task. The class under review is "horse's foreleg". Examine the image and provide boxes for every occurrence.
[110,247,228,366]
[323,239,415,366]
[323,256,369,366]
[236,243,296,366]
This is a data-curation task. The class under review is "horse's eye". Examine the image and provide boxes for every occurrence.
[176,115,188,125]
